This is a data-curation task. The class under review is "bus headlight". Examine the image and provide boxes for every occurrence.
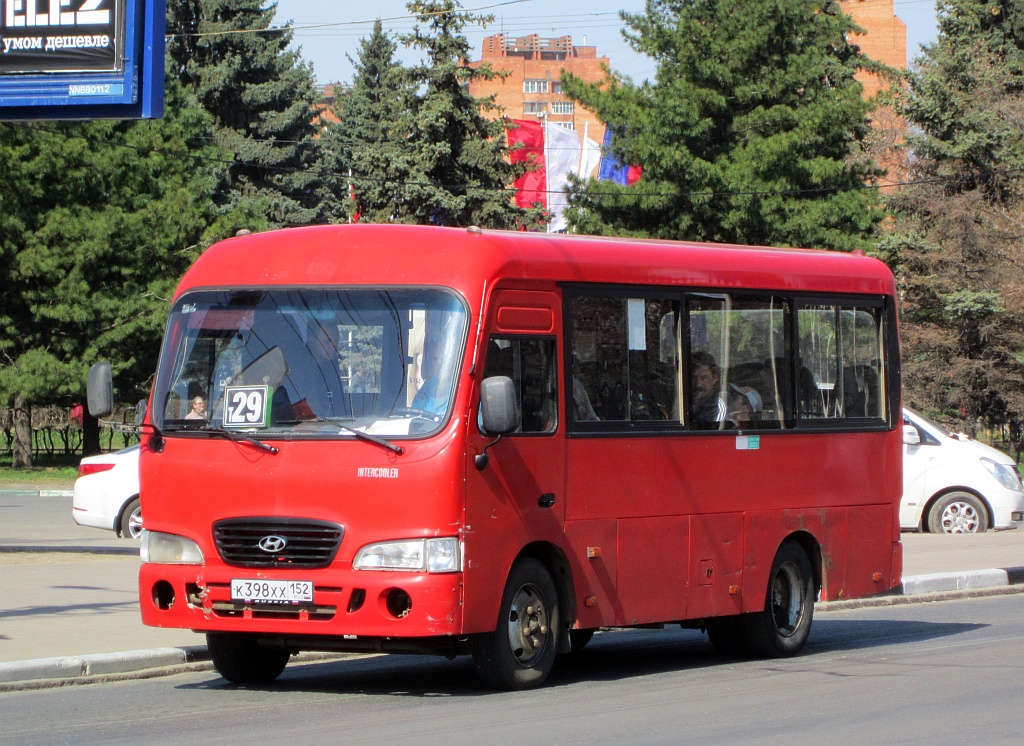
[981,458,1023,492]
[141,531,204,565]
[353,537,461,573]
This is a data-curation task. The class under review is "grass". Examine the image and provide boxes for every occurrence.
[0,453,80,485]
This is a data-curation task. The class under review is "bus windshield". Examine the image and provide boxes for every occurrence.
[152,288,468,439]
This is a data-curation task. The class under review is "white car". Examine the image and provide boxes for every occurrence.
[72,445,142,539]
[902,408,1024,533]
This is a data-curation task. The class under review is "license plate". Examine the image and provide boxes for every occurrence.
[231,579,313,604]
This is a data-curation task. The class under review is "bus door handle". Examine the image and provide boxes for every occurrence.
[538,493,556,508]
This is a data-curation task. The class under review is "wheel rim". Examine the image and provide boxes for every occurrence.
[770,561,805,638]
[940,501,981,533]
[127,507,144,539]
[505,582,550,667]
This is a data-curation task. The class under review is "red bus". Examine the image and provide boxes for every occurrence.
[90,224,902,690]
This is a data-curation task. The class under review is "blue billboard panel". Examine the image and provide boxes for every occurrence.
[0,0,164,120]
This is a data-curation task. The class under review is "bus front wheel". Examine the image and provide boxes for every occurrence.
[472,558,560,690]
[207,632,290,684]
[741,541,815,658]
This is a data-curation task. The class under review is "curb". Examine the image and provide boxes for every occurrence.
[3,567,1023,691]
[0,646,210,689]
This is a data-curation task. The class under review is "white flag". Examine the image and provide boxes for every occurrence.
[543,121,581,233]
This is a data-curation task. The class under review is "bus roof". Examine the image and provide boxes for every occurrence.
[176,224,896,300]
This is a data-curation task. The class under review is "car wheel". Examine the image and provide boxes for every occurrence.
[471,557,560,690]
[927,492,988,534]
[740,540,815,658]
[119,497,143,539]
[207,632,290,684]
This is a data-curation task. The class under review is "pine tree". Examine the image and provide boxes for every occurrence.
[885,0,1024,430]
[561,0,887,250]
[394,1,530,228]
[166,0,334,226]
[326,19,415,223]
[0,80,234,465]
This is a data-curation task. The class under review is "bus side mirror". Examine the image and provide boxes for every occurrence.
[87,362,114,419]
[480,376,518,435]
[902,424,920,446]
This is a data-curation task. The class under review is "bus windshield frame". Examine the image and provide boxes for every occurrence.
[151,287,469,440]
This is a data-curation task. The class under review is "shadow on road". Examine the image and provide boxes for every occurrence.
[177,617,984,697]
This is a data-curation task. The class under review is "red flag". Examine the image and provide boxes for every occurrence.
[508,119,546,209]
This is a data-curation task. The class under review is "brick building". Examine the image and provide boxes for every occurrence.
[839,0,908,98]
[467,33,609,145]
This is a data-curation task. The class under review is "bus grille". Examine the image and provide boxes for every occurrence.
[213,518,343,569]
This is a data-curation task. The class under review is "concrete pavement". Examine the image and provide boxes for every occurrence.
[2,486,1023,689]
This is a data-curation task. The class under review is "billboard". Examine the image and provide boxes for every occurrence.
[0,0,164,119]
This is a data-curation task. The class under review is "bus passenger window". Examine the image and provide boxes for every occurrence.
[687,294,792,429]
[483,338,557,434]
[569,294,680,424]
[798,304,885,421]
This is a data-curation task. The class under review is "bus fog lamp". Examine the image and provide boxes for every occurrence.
[141,531,204,565]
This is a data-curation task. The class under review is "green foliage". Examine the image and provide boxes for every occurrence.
[889,0,1024,426]
[167,0,336,226]
[325,20,416,223]
[561,0,888,250]
[397,0,533,228]
[0,79,231,408]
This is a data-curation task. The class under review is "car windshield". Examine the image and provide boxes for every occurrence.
[152,288,468,439]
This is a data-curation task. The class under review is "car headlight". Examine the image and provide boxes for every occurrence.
[141,531,204,565]
[353,537,461,573]
[981,457,1023,492]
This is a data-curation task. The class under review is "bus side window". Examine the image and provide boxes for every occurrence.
[483,337,557,434]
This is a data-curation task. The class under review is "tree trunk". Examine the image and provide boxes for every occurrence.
[82,410,101,457]
[11,394,32,468]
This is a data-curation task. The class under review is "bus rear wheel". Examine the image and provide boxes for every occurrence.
[472,558,560,690]
[207,632,290,684]
[741,541,815,658]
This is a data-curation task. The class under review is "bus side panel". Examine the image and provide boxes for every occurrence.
[616,516,689,625]
[845,504,897,598]
[741,509,849,610]
[687,512,744,619]
[563,519,619,629]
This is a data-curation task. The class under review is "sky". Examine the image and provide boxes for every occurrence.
[269,0,942,87]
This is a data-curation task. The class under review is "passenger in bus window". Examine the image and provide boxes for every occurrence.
[185,396,207,420]
[690,351,727,425]
[412,341,451,415]
[573,377,599,421]
[727,385,761,428]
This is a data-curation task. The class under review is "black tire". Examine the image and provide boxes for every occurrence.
[704,615,748,658]
[568,627,595,653]
[927,492,988,534]
[472,558,560,690]
[741,541,815,658]
[119,497,143,539]
[206,632,290,684]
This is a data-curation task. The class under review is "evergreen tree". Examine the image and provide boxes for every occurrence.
[394,1,530,228]
[561,0,887,250]
[167,0,335,226]
[885,0,1024,430]
[326,19,415,223]
[0,80,233,466]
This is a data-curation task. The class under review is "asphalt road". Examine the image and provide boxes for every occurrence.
[1,593,1023,745]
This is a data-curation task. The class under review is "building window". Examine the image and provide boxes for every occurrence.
[523,80,550,94]
[552,82,562,94]
[524,101,547,116]
[551,101,574,115]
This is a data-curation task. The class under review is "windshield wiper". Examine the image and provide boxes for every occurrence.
[279,417,404,455]
[198,426,279,454]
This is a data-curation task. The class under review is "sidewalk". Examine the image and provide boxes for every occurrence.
[2,487,1023,689]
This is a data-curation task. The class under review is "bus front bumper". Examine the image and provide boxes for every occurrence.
[138,563,465,639]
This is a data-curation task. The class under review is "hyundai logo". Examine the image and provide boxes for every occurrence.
[258,535,288,553]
